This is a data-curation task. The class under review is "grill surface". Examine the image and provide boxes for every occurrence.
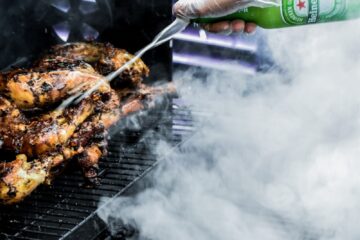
[0,98,193,240]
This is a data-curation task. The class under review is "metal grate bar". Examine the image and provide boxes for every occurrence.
[27,222,72,231]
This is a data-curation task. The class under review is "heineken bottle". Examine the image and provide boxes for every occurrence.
[195,0,360,29]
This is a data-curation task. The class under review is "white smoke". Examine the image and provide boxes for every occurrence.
[98,19,360,240]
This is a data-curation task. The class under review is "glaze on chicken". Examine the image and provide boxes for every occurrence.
[38,42,150,87]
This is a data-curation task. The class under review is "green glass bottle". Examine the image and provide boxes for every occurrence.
[194,0,360,29]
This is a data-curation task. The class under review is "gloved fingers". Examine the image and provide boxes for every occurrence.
[200,20,256,34]
[201,21,232,33]
[244,22,257,34]
[231,20,246,32]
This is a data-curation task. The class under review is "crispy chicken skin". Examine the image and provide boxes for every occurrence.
[6,68,107,110]
[0,154,49,204]
[39,42,150,87]
[34,57,96,74]
[1,58,109,110]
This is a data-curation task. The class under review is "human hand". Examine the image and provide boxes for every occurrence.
[173,0,258,34]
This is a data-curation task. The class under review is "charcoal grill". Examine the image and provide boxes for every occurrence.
[0,0,193,239]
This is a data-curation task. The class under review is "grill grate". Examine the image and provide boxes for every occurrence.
[0,98,193,240]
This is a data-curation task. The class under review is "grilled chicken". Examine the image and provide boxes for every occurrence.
[0,95,111,204]
[0,42,174,204]
[38,42,149,87]
[0,88,153,204]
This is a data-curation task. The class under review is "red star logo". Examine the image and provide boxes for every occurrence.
[297,0,306,10]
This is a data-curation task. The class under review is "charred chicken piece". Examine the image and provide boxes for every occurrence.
[75,89,121,183]
[39,42,149,87]
[77,145,103,185]
[0,144,90,204]
[21,97,96,157]
[0,155,48,204]
[0,89,113,157]
[5,64,109,110]
[0,96,29,151]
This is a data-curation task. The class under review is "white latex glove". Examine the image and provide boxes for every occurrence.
[173,0,276,34]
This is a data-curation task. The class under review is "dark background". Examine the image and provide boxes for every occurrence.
[0,0,173,81]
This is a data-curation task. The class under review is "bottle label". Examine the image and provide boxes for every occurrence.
[281,0,347,25]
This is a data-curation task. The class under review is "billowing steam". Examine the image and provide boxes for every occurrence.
[98,19,360,240]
